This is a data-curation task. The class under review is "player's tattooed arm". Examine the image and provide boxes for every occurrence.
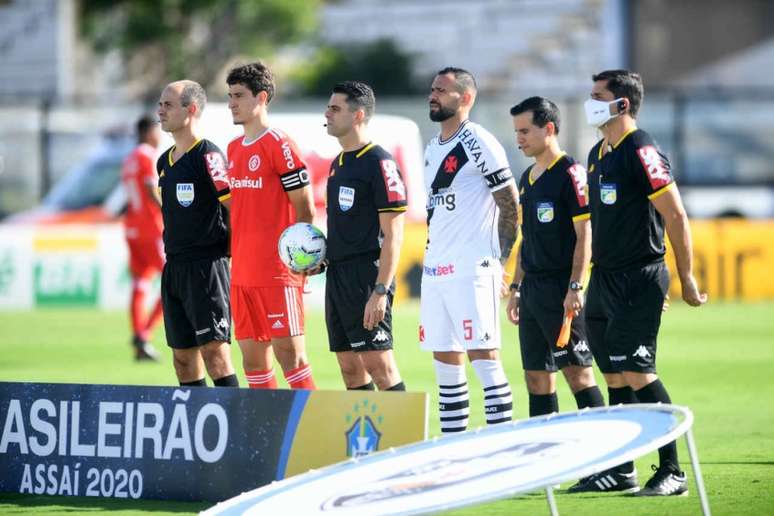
[492,183,519,264]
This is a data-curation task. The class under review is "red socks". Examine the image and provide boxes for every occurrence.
[245,369,278,389]
[284,364,316,390]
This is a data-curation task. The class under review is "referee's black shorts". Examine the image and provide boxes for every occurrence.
[325,256,394,353]
[585,261,669,374]
[519,272,592,372]
[161,255,231,349]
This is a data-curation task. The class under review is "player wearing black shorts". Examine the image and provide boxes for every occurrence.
[320,81,407,391]
[568,70,706,496]
[506,97,605,419]
[157,80,238,388]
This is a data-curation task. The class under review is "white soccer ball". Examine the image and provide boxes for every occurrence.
[278,222,327,273]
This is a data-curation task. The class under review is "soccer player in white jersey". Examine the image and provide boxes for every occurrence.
[420,67,520,433]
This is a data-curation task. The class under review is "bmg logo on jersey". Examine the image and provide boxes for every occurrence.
[427,191,456,211]
[176,183,195,207]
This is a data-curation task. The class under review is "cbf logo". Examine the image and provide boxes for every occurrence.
[537,202,554,223]
[176,183,195,207]
[600,183,617,205]
[345,399,383,457]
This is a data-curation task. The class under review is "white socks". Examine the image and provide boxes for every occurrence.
[471,359,513,425]
[433,360,469,433]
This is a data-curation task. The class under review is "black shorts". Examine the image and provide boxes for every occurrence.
[585,261,669,374]
[161,256,231,349]
[519,273,592,372]
[325,257,394,353]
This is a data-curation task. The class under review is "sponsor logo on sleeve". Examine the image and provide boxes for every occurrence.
[205,152,229,191]
[380,159,406,203]
[176,183,195,207]
[567,164,589,207]
[636,145,671,190]
[281,141,296,170]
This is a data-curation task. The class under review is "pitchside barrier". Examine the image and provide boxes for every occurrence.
[1,219,774,311]
[0,382,428,502]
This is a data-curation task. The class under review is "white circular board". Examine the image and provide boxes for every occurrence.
[204,404,692,515]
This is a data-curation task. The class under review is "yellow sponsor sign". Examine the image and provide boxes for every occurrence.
[284,390,427,477]
[665,219,774,301]
[396,220,774,302]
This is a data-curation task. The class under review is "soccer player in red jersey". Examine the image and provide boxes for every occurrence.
[121,115,163,361]
[225,62,316,390]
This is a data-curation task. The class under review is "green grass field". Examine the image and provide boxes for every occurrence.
[1,301,773,515]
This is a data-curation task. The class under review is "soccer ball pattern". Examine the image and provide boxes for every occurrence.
[278,222,327,273]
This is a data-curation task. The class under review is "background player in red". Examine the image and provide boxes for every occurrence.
[121,114,163,361]
[225,62,316,390]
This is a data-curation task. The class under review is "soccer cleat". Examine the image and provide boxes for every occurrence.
[566,468,640,494]
[634,464,688,497]
[133,336,160,362]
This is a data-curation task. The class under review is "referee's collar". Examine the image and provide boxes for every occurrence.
[338,142,375,166]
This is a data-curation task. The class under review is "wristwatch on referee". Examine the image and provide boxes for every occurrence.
[374,283,388,296]
[569,280,584,292]
[509,282,521,293]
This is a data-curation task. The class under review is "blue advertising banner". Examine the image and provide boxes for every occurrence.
[0,382,301,502]
[0,382,428,503]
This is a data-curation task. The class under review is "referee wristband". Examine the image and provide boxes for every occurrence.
[509,282,521,292]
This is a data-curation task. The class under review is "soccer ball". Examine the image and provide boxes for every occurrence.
[278,223,327,273]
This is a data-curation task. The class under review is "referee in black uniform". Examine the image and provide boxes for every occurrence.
[321,81,407,391]
[506,97,605,419]
[156,80,238,388]
[570,70,706,496]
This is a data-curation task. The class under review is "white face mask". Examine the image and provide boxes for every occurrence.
[584,98,624,128]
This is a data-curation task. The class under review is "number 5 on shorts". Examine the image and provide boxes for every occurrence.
[463,319,473,341]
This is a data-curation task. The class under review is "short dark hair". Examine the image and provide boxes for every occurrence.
[592,69,644,118]
[136,114,156,139]
[332,81,375,121]
[178,80,207,115]
[437,66,477,93]
[509,96,561,134]
[227,61,275,102]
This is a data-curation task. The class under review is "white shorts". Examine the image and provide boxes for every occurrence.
[419,275,501,352]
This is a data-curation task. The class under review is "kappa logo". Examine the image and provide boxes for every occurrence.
[272,320,284,329]
[573,340,590,353]
[633,345,652,359]
[345,399,383,458]
[479,259,491,268]
[216,317,229,330]
[480,332,491,343]
[248,154,261,172]
[373,330,389,343]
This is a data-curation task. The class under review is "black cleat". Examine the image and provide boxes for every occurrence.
[634,464,688,497]
[567,468,640,494]
[133,336,160,362]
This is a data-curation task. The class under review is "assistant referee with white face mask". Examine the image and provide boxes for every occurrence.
[567,70,707,497]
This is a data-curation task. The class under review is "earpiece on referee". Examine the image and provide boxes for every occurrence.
[617,99,627,112]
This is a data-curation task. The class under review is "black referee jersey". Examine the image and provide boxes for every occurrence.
[325,143,408,263]
[518,153,590,275]
[587,128,675,271]
[157,139,231,263]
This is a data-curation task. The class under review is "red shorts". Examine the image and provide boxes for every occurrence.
[232,285,305,342]
[127,238,164,279]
